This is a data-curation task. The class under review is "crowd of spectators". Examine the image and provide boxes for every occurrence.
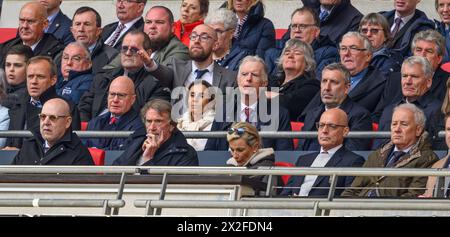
[1,0,450,198]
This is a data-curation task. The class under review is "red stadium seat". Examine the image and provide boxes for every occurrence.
[0,28,17,43]
[81,122,88,131]
[274,161,295,185]
[275,29,288,40]
[88,147,105,166]
[290,121,304,149]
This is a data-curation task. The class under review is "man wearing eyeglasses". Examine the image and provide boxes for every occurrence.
[264,6,338,80]
[12,98,93,165]
[100,0,146,50]
[281,108,365,197]
[0,2,64,68]
[297,63,372,151]
[84,76,143,150]
[4,56,80,150]
[140,24,236,94]
[56,42,93,105]
[337,31,387,113]
[78,30,169,122]
[342,103,438,198]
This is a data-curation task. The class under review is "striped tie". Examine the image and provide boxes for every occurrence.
[107,23,125,47]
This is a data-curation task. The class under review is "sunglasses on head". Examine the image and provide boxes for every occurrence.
[228,127,245,136]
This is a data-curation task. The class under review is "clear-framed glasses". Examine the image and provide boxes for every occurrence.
[315,122,347,130]
[38,113,70,122]
[339,45,367,53]
[108,92,130,100]
[290,23,316,30]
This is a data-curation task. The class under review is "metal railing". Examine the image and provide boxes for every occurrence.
[0,166,449,216]
[0,130,443,139]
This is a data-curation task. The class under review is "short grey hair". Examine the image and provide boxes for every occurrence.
[393,103,426,128]
[238,55,268,83]
[322,63,351,84]
[277,39,316,74]
[65,41,92,61]
[340,31,374,54]
[204,8,238,31]
[402,56,434,78]
[411,29,445,57]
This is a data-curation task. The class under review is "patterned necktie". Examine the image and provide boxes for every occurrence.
[107,23,125,47]
[386,151,405,168]
[194,69,209,80]
[319,10,329,22]
[391,18,403,36]
[244,107,250,122]
[30,100,42,108]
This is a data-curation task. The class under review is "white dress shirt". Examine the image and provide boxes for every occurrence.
[240,101,257,123]
[184,62,214,87]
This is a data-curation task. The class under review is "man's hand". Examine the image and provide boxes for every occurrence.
[137,48,154,69]
[2,146,19,151]
[141,130,165,160]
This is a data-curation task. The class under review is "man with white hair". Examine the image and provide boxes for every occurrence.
[342,103,438,198]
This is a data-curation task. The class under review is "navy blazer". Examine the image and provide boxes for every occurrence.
[85,109,144,150]
[298,96,373,151]
[46,10,74,46]
[113,127,198,166]
[280,146,365,197]
[205,100,293,151]
[100,18,144,50]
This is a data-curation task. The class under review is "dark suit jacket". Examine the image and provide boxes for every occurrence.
[381,9,434,56]
[12,130,93,165]
[113,127,199,166]
[0,33,64,68]
[47,10,74,46]
[149,58,237,92]
[78,67,170,122]
[347,66,387,113]
[298,96,373,151]
[280,146,365,197]
[100,18,144,50]
[204,100,293,151]
[6,86,81,148]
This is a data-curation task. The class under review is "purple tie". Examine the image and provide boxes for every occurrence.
[107,23,125,47]
[391,18,402,36]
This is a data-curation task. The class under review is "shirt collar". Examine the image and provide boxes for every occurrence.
[191,61,214,73]
[320,144,342,156]
[241,101,257,112]
[88,42,97,53]
[394,144,413,154]
[47,10,59,25]
[394,11,415,25]
[121,17,141,30]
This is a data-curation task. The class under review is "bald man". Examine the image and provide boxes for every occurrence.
[0,2,64,67]
[12,98,93,165]
[281,108,365,197]
[85,76,144,150]
[142,24,236,92]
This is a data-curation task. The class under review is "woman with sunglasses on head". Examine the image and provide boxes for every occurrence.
[174,0,209,46]
[358,13,403,77]
[226,122,278,195]
[177,81,216,151]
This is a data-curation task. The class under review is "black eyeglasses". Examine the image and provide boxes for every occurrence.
[228,127,245,136]
[339,46,367,53]
[360,28,383,35]
[108,92,130,100]
[190,33,213,42]
[315,122,347,130]
[38,113,70,122]
[121,45,140,55]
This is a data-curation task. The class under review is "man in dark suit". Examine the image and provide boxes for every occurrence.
[12,98,93,165]
[69,6,118,74]
[78,30,169,122]
[204,56,293,151]
[37,0,74,45]
[373,30,449,121]
[113,99,198,166]
[338,31,387,113]
[0,2,64,67]
[281,108,365,197]
[4,56,80,150]
[85,76,144,150]
[141,24,236,93]
[373,56,441,149]
[100,0,146,50]
[298,63,373,151]
[380,0,434,56]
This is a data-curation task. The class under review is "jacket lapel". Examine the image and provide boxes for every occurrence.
[178,60,192,86]
[312,147,345,187]
[212,63,222,88]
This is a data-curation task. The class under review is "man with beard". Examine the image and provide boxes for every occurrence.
[140,24,236,93]
[104,6,189,69]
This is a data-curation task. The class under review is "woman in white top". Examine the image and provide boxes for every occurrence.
[177,80,215,151]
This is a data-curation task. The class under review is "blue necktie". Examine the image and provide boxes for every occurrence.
[386,151,405,168]
[319,10,329,22]
[31,100,42,108]
[195,69,209,80]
